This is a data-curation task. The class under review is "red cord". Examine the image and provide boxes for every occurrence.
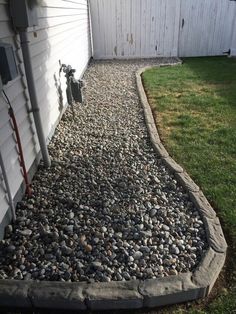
[8,107,32,196]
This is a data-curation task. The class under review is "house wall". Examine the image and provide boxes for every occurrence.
[90,0,236,59]
[0,0,92,236]
[0,0,39,230]
[30,0,92,140]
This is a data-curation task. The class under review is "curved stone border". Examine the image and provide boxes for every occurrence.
[0,61,227,311]
[136,61,227,302]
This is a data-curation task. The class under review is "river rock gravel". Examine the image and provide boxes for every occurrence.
[0,59,208,282]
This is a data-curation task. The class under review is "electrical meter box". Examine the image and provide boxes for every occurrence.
[9,0,38,29]
[0,43,18,85]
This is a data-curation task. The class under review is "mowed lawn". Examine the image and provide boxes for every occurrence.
[142,57,236,313]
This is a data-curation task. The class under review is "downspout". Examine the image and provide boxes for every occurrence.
[0,151,16,222]
[19,31,51,167]
[87,0,94,58]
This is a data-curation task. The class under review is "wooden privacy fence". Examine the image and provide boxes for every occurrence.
[89,0,236,59]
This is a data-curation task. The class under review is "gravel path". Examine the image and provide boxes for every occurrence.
[0,59,207,282]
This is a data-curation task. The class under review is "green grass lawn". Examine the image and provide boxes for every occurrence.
[142,57,236,313]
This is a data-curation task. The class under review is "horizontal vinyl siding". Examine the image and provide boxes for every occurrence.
[29,0,91,139]
[0,0,91,227]
[0,4,38,224]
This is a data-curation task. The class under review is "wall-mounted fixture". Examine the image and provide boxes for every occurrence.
[9,0,38,29]
[0,43,18,85]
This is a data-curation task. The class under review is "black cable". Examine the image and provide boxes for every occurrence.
[2,89,12,108]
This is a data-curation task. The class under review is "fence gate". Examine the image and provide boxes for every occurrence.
[178,0,236,57]
[90,0,181,59]
[89,0,236,59]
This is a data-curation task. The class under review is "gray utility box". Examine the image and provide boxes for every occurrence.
[9,0,38,29]
[0,43,18,85]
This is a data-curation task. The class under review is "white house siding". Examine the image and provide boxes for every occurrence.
[29,0,92,140]
[90,0,236,59]
[0,0,91,231]
[0,0,38,225]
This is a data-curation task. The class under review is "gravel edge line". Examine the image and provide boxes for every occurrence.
[0,60,227,311]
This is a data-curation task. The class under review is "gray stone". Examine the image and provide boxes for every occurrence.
[140,246,150,254]
[19,229,32,236]
[61,245,73,255]
[133,251,143,260]
[6,245,16,253]
[149,208,157,217]
[169,269,178,276]
[5,225,13,234]
[140,230,152,238]
[91,261,103,271]
[69,212,75,219]
[128,256,134,263]
[162,224,170,231]
[101,226,107,233]
[116,273,123,281]
[64,225,74,233]
[171,246,180,255]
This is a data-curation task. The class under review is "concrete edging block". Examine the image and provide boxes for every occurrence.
[189,191,216,219]
[29,281,87,310]
[85,280,143,310]
[162,156,184,173]
[192,248,226,296]
[175,171,200,192]
[0,280,32,308]
[151,138,169,158]
[139,272,202,308]
[203,217,227,253]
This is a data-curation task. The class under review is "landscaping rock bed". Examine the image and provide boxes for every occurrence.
[0,59,208,282]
